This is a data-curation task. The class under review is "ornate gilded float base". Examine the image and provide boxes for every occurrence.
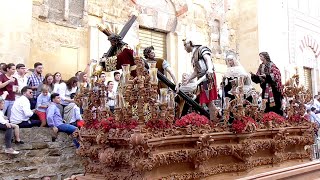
[75,126,314,180]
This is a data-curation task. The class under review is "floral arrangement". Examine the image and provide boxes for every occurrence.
[146,119,171,129]
[288,114,308,123]
[232,116,256,133]
[261,112,285,124]
[175,113,209,127]
[85,117,138,132]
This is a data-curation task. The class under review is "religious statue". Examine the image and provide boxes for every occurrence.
[182,39,218,122]
[251,52,283,115]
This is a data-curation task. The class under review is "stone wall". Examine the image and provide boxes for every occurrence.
[0,0,244,82]
[31,0,89,79]
[0,0,32,64]
[0,128,83,180]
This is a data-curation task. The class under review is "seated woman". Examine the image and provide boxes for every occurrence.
[250,52,283,115]
[0,92,22,154]
[222,51,254,103]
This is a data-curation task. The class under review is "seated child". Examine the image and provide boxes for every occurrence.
[35,85,51,127]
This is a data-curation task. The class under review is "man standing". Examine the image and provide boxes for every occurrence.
[27,62,44,109]
[182,39,218,122]
[14,63,28,99]
[10,86,41,128]
[106,81,115,113]
[99,72,106,85]
[143,46,178,90]
[113,71,121,92]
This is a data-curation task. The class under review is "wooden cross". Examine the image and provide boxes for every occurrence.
[98,15,210,118]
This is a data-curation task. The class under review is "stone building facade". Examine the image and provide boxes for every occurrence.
[257,0,320,95]
[0,0,247,84]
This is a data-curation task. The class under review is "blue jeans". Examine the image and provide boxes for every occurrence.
[57,124,79,148]
[57,124,76,135]
[3,100,14,119]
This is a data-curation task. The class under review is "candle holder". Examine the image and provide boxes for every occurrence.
[149,68,158,84]
[82,97,89,110]
[122,64,130,74]
[298,93,305,103]
[252,93,259,105]
[159,88,168,104]
[100,97,108,109]
[223,97,231,110]
[148,61,157,68]
[238,76,244,87]
[90,76,96,88]
[115,92,125,108]
[261,99,267,111]
[122,64,131,85]
[167,91,175,109]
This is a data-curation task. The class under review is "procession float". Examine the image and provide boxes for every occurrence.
[73,51,316,179]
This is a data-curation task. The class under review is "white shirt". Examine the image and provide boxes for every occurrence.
[13,73,28,99]
[113,81,119,92]
[53,82,64,94]
[58,83,77,105]
[10,96,34,124]
[313,99,320,110]
[107,90,115,107]
[0,111,9,124]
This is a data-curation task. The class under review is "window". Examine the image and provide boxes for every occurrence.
[304,67,313,91]
[138,27,167,59]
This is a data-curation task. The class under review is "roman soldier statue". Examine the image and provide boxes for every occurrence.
[182,39,218,122]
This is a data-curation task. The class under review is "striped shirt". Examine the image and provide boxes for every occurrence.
[27,72,44,98]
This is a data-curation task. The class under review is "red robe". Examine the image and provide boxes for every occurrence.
[198,73,218,104]
[115,48,136,77]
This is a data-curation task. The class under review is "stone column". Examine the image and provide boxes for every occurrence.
[63,0,69,21]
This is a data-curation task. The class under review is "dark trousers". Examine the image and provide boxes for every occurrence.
[18,120,41,128]
[30,98,37,110]
[0,124,13,148]
[109,106,115,113]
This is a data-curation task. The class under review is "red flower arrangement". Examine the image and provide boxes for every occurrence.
[146,119,171,129]
[261,112,285,124]
[232,120,246,134]
[288,114,308,123]
[85,117,138,132]
[175,113,209,127]
[232,116,256,134]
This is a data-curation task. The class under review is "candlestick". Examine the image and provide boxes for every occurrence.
[238,76,244,87]
[122,64,131,85]
[261,99,267,111]
[82,97,89,109]
[149,68,158,84]
[159,88,168,103]
[252,93,258,105]
[135,44,140,57]
[223,97,230,109]
[122,64,130,74]
[115,92,125,108]
[167,91,175,108]
[148,61,157,68]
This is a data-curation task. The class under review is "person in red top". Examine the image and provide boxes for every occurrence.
[0,63,18,118]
